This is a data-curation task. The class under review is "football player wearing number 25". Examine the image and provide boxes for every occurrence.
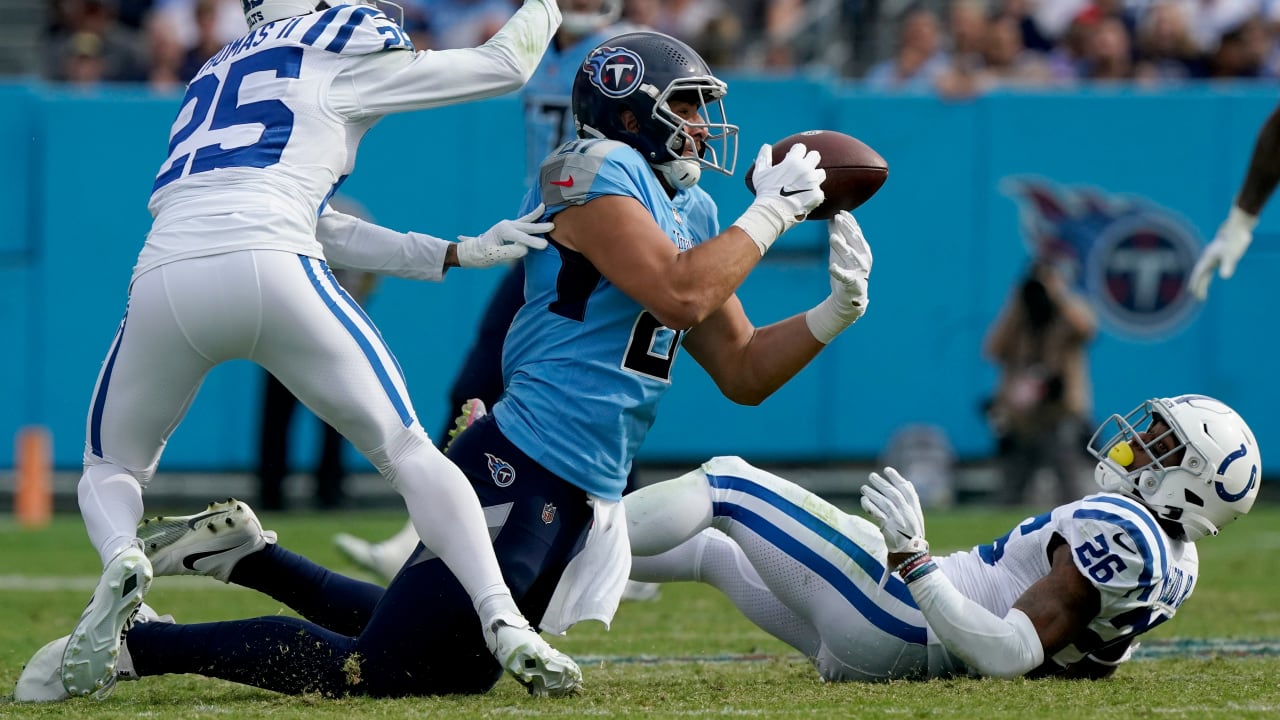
[42,0,581,701]
[626,394,1260,681]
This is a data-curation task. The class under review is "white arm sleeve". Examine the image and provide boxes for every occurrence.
[317,207,449,282]
[909,571,1045,679]
[331,0,561,117]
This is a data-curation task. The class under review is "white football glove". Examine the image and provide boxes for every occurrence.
[1188,205,1256,300]
[456,204,552,269]
[732,143,826,255]
[860,467,929,555]
[806,211,872,344]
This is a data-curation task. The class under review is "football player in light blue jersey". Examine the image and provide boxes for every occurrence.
[330,0,650,585]
[14,0,585,702]
[14,30,870,703]
[624,394,1261,681]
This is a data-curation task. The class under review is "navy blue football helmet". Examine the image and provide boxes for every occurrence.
[572,31,738,189]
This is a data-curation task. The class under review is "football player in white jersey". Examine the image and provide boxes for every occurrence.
[624,394,1260,680]
[47,0,582,700]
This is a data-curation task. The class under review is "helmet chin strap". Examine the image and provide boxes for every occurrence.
[1176,513,1217,542]
[654,158,701,190]
[1093,461,1128,493]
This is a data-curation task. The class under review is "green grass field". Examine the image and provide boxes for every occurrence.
[4,503,1280,718]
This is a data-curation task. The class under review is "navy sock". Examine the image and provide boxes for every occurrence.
[229,543,384,636]
[129,617,355,696]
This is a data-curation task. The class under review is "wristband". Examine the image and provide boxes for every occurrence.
[902,559,939,584]
[733,196,799,256]
[805,295,862,344]
[893,550,930,574]
[896,552,937,584]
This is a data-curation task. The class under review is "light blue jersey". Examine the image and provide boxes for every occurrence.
[521,25,636,183]
[495,138,719,500]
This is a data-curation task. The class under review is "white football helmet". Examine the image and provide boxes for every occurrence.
[560,0,622,36]
[1089,394,1260,542]
[242,0,404,32]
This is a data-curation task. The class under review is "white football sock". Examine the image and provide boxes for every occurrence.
[390,441,519,621]
[78,464,145,565]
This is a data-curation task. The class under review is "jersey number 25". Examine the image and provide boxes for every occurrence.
[153,46,302,193]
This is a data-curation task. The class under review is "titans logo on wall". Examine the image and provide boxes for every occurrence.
[1003,177,1202,341]
[582,46,644,98]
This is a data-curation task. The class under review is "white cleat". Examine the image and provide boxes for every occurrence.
[15,635,71,702]
[332,532,405,583]
[138,498,277,583]
[61,545,152,698]
[483,612,582,697]
[15,603,172,702]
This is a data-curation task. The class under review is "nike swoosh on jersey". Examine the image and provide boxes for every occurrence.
[1112,531,1137,555]
[550,176,575,187]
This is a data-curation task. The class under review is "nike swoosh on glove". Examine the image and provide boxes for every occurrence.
[732,143,826,255]
[860,467,929,555]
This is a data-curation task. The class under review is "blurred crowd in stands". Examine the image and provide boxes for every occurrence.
[42,0,1280,92]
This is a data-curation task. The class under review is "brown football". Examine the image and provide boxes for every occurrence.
[745,130,889,220]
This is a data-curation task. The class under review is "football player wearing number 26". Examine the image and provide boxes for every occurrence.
[626,394,1260,680]
[48,0,579,700]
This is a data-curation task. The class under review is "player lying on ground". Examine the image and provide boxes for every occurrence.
[625,394,1259,680]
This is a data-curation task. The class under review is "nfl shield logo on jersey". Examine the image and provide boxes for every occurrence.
[485,453,515,487]
[541,503,557,525]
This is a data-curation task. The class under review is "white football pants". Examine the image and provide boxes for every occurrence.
[79,250,512,613]
[627,456,935,681]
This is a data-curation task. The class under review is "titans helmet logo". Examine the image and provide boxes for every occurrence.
[1003,177,1202,341]
[583,47,644,98]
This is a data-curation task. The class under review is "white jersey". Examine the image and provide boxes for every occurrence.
[937,492,1197,671]
[135,1,558,282]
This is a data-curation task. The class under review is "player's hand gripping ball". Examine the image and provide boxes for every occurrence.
[745,130,888,220]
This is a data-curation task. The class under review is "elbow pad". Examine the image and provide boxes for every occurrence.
[909,571,1045,679]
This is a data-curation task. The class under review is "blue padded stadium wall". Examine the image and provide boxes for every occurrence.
[0,79,1275,471]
